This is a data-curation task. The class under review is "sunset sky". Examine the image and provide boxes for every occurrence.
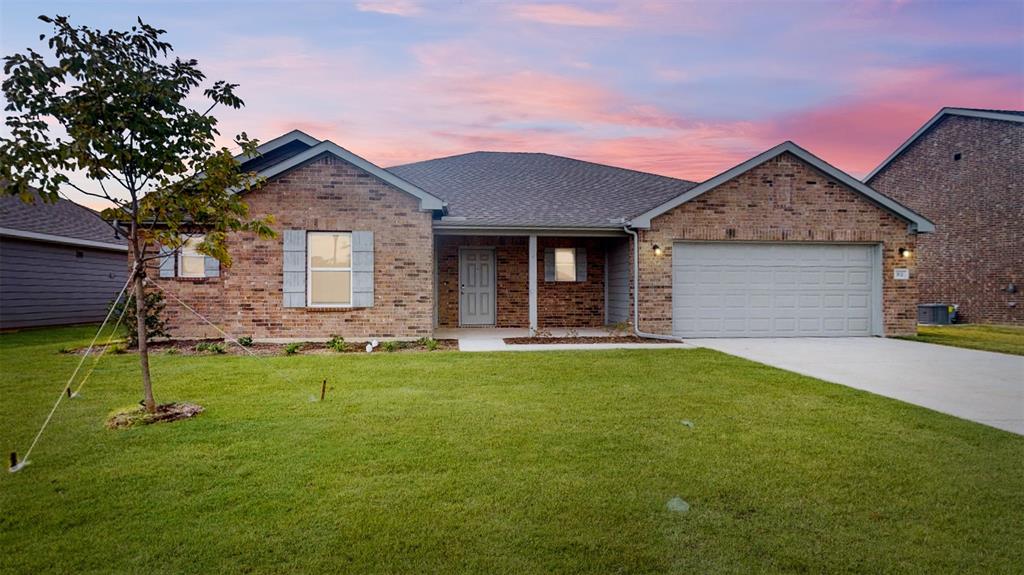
[1,0,1022,207]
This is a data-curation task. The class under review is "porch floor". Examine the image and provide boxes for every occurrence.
[433,327,694,352]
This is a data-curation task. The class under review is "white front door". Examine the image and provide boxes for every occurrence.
[460,249,496,326]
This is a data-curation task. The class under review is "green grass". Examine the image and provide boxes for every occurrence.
[2,326,1022,574]
[897,324,1024,356]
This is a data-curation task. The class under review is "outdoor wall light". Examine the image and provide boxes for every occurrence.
[653,244,663,256]
[898,247,912,258]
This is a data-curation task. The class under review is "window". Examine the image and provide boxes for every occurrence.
[307,232,352,306]
[178,236,206,278]
[554,248,576,282]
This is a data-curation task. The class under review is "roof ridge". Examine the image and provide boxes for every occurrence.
[390,150,698,184]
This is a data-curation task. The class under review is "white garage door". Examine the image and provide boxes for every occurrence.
[672,243,879,337]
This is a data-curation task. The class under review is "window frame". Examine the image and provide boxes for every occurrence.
[306,231,354,308]
[553,247,577,282]
[177,235,207,278]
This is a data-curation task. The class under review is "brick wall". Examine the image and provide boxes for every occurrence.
[869,115,1023,325]
[435,235,607,328]
[156,153,435,340]
[637,152,920,336]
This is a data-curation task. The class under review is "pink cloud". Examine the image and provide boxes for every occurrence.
[760,65,1024,177]
[355,0,422,17]
[507,3,627,28]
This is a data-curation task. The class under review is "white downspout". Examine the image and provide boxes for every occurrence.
[623,224,686,342]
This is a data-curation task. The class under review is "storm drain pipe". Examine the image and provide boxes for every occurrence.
[622,224,686,342]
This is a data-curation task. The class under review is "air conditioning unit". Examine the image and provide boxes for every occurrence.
[917,304,956,325]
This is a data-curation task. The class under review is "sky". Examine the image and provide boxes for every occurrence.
[1,0,1022,208]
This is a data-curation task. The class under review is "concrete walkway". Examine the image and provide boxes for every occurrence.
[689,337,1024,435]
[434,328,694,352]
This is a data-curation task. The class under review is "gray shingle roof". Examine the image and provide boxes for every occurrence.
[389,152,698,228]
[0,189,126,248]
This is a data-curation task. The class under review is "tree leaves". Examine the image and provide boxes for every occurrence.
[0,14,277,261]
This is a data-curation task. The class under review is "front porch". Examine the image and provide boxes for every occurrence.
[433,230,632,334]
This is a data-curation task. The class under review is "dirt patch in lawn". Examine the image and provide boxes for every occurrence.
[67,338,458,356]
[504,336,677,345]
[106,402,204,429]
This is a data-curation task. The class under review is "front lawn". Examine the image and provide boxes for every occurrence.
[2,326,1022,574]
[897,323,1024,356]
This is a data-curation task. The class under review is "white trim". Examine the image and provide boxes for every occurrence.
[528,235,538,335]
[233,129,320,164]
[865,108,1024,182]
[434,225,627,237]
[628,141,935,233]
[177,235,206,278]
[872,243,884,337]
[242,140,446,212]
[0,227,128,251]
[306,231,354,308]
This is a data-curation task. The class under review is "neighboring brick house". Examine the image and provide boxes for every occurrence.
[867,108,1023,325]
[152,131,933,340]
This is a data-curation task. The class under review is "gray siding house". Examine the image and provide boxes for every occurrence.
[0,191,127,329]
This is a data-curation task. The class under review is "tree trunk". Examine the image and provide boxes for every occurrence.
[134,268,156,413]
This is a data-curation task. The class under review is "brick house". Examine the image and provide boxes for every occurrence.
[153,131,933,340]
[867,108,1023,325]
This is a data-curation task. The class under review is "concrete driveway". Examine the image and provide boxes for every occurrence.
[689,337,1024,435]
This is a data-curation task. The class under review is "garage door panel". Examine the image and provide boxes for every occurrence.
[672,243,877,337]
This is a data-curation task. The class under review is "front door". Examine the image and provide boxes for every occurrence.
[459,248,496,326]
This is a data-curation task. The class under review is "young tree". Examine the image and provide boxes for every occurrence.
[0,15,274,413]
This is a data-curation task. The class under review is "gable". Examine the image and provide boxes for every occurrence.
[245,153,432,217]
[629,141,934,232]
[651,152,909,231]
[865,107,1024,182]
[234,131,446,213]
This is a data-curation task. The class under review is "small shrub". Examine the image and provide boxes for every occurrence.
[164,347,179,355]
[195,342,212,353]
[108,343,127,354]
[209,343,226,354]
[381,341,398,353]
[422,338,439,351]
[327,335,347,352]
[237,336,253,347]
[284,342,302,356]
[58,346,73,354]
[112,291,169,348]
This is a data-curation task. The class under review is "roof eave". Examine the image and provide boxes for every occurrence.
[0,226,128,251]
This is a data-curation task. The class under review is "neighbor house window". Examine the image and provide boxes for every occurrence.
[554,248,576,282]
[178,236,206,278]
[307,232,352,306]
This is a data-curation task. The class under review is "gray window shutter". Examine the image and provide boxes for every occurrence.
[544,248,555,281]
[575,248,587,282]
[282,230,306,308]
[204,256,220,278]
[352,231,374,307]
[158,246,175,277]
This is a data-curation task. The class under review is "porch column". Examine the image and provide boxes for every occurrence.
[528,234,538,335]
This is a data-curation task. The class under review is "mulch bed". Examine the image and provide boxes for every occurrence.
[106,402,204,429]
[69,338,458,356]
[503,336,677,344]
